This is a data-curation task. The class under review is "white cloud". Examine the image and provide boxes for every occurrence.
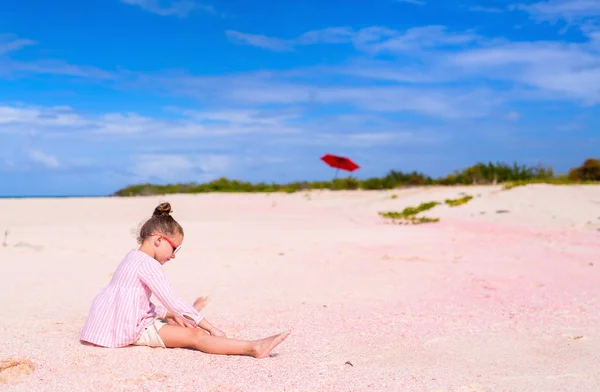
[395,0,425,5]
[2,59,114,79]
[225,27,360,52]
[129,154,230,182]
[469,6,504,13]
[311,86,497,119]
[225,25,479,54]
[138,21,600,113]
[450,37,600,104]
[130,154,194,181]
[197,154,230,173]
[296,27,355,45]
[515,0,600,23]
[3,159,15,169]
[27,148,60,169]
[556,122,581,131]
[340,62,444,83]
[0,101,448,184]
[143,70,499,119]
[0,33,114,80]
[0,104,304,137]
[364,25,480,53]
[178,108,301,125]
[218,20,600,108]
[0,34,36,56]
[0,105,86,128]
[121,0,215,18]
[95,113,163,134]
[225,31,292,52]
[507,111,521,120]
[120,0,213,17]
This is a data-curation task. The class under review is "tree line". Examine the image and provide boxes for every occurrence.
[113,158,600,196]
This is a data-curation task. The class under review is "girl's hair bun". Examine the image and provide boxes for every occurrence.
[153,202,172,217]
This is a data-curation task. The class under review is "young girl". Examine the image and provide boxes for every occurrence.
[80,202,290,358]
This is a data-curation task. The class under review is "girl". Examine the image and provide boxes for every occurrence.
[80,202,290,358]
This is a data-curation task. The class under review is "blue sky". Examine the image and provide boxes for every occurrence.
[1,0,599,196]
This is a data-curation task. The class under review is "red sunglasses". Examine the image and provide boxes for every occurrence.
[152,233,182,254]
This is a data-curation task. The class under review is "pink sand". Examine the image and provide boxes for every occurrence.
[0,184,599,391]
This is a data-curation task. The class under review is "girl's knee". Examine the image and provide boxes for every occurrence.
[187,327,206,340]
[189,328,210,350]
[192,328,209,339]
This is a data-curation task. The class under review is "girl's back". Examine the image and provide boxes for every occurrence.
[80,249,160,347]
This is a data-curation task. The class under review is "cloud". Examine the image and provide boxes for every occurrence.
[0,34,36,56]
[120,0,214,17]
[146,71,499,119]
[0,104,442,146]
[218,20,600,108]
[0,33,115,80]
[514,0,600,24]
[296,27,356,45]
[309,86,497,119]
[176,107,301,126]
[506,111,521,120]
[363,25,480,53]
[2,59,114,79]
[301,131,435,148]
[225,31,292,52]
[0,104,303,137]
[0,101,446,186]
[225,25,480,54]
[395,0,425,5]
[126,20,600,113]
[469,6,504,13]
[129,154,230,182]
[27,148,60,169]
[450,36,600,104]
[0,105,86,128]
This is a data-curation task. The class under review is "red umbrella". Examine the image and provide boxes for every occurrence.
[320,153,360,179]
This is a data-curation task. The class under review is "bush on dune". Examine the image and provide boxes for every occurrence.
[568,158,600,181]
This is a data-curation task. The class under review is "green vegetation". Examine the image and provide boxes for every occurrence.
[502,158,600,190]
[113,158,600,196]
[569,158,600,181]
[445,195,473,207]
[379,201,440,225]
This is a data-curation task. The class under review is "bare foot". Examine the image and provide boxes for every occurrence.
[251,330,291,359]
[193,296,210,312]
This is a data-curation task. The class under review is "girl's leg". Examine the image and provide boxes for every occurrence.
[158,325,290,359]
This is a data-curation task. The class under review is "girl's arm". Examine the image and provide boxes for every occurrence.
[138,258,204,328]
[162,310,225,336]
[198,318,226,337]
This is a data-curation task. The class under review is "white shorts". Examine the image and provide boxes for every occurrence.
[133,318,168,348]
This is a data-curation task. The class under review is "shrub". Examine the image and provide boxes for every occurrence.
[379,201,440,225]
[445,195,473,207]
[569,158,600,181]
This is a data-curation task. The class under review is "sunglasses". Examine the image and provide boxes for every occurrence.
[152,233,182,254]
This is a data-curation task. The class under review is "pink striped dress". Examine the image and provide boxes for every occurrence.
[80,249,204,347]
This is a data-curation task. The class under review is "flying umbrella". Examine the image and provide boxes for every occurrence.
[320,153,360,180]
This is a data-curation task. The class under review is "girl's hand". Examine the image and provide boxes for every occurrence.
[193,296,210,312]
[210,328,227,338]
[166,315,187,327]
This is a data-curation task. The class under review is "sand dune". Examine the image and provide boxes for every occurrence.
[1,184,599,391]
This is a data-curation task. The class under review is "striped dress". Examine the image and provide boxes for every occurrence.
[80,249,204,347]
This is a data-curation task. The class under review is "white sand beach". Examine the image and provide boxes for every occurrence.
[1,184,599,391]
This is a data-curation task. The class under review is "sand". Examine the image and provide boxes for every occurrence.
[0,184,599,391]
